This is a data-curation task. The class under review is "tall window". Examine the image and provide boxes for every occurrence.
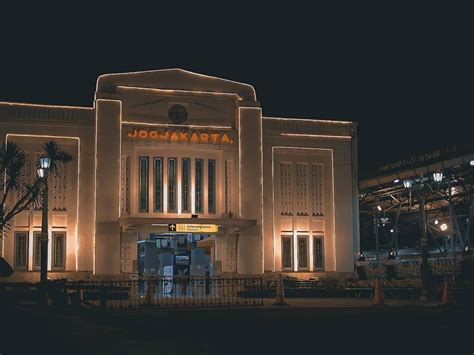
[33,232,42,268]
[168,158,177,212]
[52,232,66,268]
[182,158,190,213]
[297,235,308,270]
[313,236,324,270]
[138,157,149,212]
[208,159,216,214]
[153,157,163,212]
[14,232,28,268]
[195,159,203,213]
[281,235,293,269]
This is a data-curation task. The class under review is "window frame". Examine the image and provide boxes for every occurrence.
[52,231,66,269]
[281,234,293,270]
[297,234,309,271]
[313,235,325,271]
[167,157,177,212]
[195,158,203,213]
[33,232,42,269]
[181,158,191,213]
[138,156,149,213]
[208,159,216,214]
[153,157,163,212]
[14,231,28,269]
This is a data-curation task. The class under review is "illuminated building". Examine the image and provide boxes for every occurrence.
[0,69,359,278]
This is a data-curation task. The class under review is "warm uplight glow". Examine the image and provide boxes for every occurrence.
[440,223,448,231]
[403,179,412,189]
[280,133,352,140]
[433,171,443,182]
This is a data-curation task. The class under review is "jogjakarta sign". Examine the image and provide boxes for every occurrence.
[127,129,234,144]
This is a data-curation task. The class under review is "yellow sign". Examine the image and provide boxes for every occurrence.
[168,223,219,233]
[128,129,234,144]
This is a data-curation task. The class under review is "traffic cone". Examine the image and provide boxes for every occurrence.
[273,273,289,306]
[441,279,451,305]
[371,278,385,306]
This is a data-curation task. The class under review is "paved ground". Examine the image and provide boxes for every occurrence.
[0,299,472,355]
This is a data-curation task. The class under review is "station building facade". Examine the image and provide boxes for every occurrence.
[0,69,359,279]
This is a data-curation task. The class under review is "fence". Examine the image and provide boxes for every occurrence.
[356,257,463,283]
[63,276,264,310]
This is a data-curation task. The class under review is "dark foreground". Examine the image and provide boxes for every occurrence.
[0,302,472,355]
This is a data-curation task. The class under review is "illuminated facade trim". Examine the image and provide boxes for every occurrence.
[0,68,358,279]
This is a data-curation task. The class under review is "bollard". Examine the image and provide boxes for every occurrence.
[273,274,289,306]
[371,278,385,306]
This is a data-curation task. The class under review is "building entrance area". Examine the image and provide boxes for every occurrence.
[137,233,213,277]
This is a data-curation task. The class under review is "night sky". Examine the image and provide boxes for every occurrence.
[0,3,471,173]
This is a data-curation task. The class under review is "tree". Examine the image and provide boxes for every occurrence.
[0,140,73,232]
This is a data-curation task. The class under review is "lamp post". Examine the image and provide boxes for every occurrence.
[403,176,431,301]
[37,157,51,285]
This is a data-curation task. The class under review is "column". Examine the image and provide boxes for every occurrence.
[94,99,122,275]
[237,107,263,274]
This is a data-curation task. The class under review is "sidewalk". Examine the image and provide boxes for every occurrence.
[262,297,444,308]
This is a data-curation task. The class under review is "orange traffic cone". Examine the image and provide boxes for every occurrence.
[441,279,451,305]
[371,278,385,306]
[273,273,289,306]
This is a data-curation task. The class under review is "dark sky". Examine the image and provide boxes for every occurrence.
[0,2,471,173]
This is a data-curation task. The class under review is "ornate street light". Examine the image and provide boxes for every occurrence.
[433,171,443,183]
[404,175,431,301]
[37,157,51,285]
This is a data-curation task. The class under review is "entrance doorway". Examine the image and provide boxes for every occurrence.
[137,233,213,277]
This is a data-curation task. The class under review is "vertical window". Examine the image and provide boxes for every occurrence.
[182,158,190,213]
[52,232,65,268]
[14,232,28,268]
[313,236,324,270]
[153,157,163,212]
[138,157,149,212]
[33,232,42,268]
[208,159,216,214]
[168,158,177,212]
[195,159,203,213]
[297,236,308,270]
[281,235,293,269]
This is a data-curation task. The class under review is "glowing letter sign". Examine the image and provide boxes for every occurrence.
[127,129,234,144]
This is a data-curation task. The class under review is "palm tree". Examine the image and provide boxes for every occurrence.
[0,140,73,232]
[39,140,73,177]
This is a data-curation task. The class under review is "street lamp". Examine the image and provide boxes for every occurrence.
[403,174,431,301]
[433,171,443,183]
[403,179,412,189]
[37,157,51,285]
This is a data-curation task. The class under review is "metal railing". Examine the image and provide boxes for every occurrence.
[64,276,264,310]
[356,256,462,283]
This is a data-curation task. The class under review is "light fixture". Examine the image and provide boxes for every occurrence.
[470,160,474,166]
[393,179,400,183]
[432,171,443,182]
[403,179,412,189]
[440,223,448,231]
[39,157,51,169]
[434,219,439,225]
[37,168,45,178]
[390,229,394,233]
[377,205,382,211]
